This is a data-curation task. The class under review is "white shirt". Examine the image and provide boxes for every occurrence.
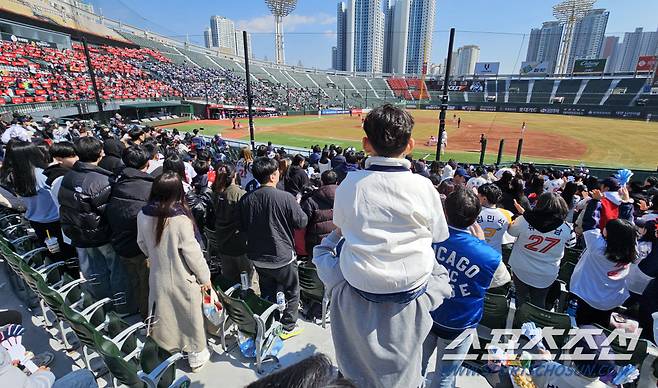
[570,229,630,310]
[441,164,454,181]
[333,156,449,294]
[1,124,31,143]
[477,206,513,253]
[466,176,488,190]
[508,216,576,288]
[236,159,254,188]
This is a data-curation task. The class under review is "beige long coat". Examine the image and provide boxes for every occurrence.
[137,211,211,353]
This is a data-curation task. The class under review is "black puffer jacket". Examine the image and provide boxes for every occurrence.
[58,162,114,248]
[98,138,125,175]
[106,168,154,257]
[188,174,213,232]
[301,184,337,253]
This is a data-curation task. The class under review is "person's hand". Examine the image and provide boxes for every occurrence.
[37,366,50,372]
[639,199,649,212]
[468,223,485,240]
[591,189,603,200]
[513,199,525,215]
[581,190,590,200]
[334,228,342,238]
[619,186,631,202]
[200,282,212,293]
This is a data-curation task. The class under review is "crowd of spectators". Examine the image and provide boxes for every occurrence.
[1,40,340,110]
[0,105,657,387]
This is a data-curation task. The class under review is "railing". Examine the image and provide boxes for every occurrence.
[0,97,184,115]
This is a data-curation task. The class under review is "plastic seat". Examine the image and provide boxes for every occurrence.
[563,248,582,266]
[480,293,510,330]
[92,330,142,388]
[513,302,573,348]
[298,263,329,328]
[215,285,282,373]
[594,324,653,367]
[558,261,576,287]
[138,336,191,388]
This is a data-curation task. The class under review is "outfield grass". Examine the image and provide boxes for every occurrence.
[163,110,658,169]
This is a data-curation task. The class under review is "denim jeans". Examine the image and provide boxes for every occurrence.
[77,243,131,313]
[52,369,98,388]
[421,331,474,388]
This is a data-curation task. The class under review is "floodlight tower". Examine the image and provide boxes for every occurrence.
[552,0,595,75]
[265,0,298,65]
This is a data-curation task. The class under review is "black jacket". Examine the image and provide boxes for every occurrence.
[284,165,309,196]
[214,184,247,256]
[98,139,125,175]
[188,174,213,232]
[42,163,69,186]
[301,184,337,253]
[239,186,308,265]
[106,168,154,257]
[58,162,114,248]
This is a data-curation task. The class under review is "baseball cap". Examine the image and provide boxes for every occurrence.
[455,168,471,179]
[600,177,621,191]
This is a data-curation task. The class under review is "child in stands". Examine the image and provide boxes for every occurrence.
[322,104,452,388]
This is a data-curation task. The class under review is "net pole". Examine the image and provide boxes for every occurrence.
[242,31,256,151]
[435,28,455,161]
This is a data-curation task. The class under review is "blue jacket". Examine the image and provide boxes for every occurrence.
[430,227,502,339]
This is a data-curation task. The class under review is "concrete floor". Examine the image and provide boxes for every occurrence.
[1,262,489,387]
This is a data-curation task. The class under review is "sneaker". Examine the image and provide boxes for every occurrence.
[188,347,211,373]
[279,324,303,340]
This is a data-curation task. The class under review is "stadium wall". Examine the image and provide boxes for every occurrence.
[411,102,658,120]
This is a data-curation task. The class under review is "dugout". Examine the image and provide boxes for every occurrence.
[119,101,192,126]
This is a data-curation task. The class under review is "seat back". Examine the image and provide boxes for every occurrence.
[216,289,259,336]
[92,331,143,388]
[480,293,509,330]
[563,248,582,266]
[106,311,138,355]
[513,302,572,348]
[298,264,324,300]
[595,324,650,367]
[558,262,576,286]
[140,337,176,388]
[60,303,98,349]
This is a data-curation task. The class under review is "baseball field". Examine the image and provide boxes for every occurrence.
[160,110,658,170]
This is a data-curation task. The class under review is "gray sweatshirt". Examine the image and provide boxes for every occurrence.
[313,231,453,388]
[0,346,55,388]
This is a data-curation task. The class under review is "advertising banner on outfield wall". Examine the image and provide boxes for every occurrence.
[520,61,551,75]
[573,59,607,74]
[474,62,500,75]
[636,56,657,72]
[420,103,652,119]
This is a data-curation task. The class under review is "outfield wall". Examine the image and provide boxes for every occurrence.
[410,102,658,121]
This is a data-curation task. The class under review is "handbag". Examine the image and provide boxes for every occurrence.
[202,288,224,326]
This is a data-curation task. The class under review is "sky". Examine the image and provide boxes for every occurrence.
[87,0,658,74]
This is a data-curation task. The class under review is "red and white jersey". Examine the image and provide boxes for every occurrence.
[476,206,513,253]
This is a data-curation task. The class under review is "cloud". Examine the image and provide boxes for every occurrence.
[236,13,336,33]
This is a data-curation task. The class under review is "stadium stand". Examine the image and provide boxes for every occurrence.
[508,80,530,103]
[529,80,555,104]
[554,79,583,104]
[576,79,612,105]
[604,78,647,106]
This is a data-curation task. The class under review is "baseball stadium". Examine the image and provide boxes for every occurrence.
[1,0,658,387]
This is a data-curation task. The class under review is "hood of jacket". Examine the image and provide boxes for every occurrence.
[603,191,622,206]
[313,184,337,207]
[103,138,125,158]
[525,209,564,233]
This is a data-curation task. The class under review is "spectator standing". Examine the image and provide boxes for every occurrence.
[1,117,31,143]
[422,187,510,387]
[3,140,76,273]
[58,137,130,311]
[98,138,125,175]
[106,145,154,319]
[330,146,346,170]
[212,164,253,284]
[508,192,576,308]
[239,157,308,339]
[453,168,470,186]
[236,147,254,189]
[284,154,309,198]
[570,187,637,326]
[137,172,211,371]
[476,183,513,253]
[325,105,452,388]
[317,151,331,174]
[301,170,338,255]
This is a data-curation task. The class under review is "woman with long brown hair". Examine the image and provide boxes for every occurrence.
[137,171,211,371]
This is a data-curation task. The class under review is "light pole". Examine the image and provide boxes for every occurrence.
[264,0,298,65]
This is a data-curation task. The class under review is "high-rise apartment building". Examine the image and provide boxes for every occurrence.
[335,2,349,71]
[404,0,435,74]
[204,27,212,49]
[615,28,658,72]
[234,30,253,58]
[455,45,479,76]
[525,21,563,74]
[210,15,237,55]
[601,36,620,72]
[344,0,385,73]
[566,9,609,72]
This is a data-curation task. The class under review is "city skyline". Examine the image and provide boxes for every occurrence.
[87,0,658,74]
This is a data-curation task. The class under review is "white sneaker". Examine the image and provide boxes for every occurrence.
[188,347,211,372]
